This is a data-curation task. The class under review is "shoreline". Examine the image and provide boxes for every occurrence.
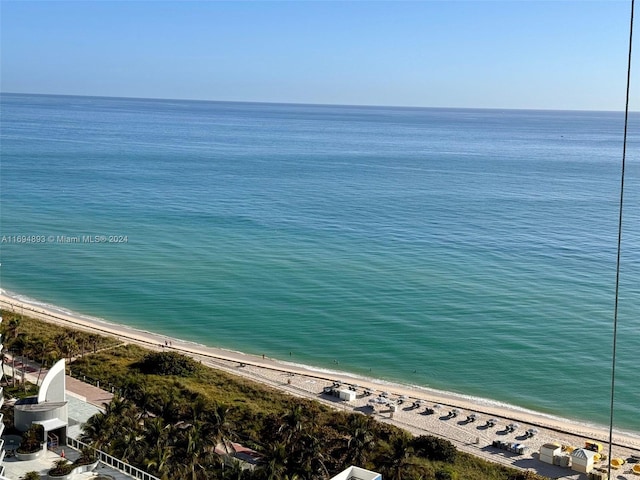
[1,289,639,460]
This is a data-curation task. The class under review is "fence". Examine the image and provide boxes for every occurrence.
[67,436,161,480]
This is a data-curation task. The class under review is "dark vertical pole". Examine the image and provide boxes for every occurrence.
[607,0,634,476]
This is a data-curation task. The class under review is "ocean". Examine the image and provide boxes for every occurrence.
[1,93,638,433]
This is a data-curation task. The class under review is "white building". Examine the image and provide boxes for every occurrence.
[539,443,561,465]
[570,448,598,473]
[338,389,357,402]
[330,466,382,480]
[14,359,68,448]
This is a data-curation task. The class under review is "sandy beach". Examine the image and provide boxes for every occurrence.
[2,291,639,478]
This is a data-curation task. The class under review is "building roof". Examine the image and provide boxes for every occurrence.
[540,443,561,451]
[571,448,598,460]
[214,442,262,465]
[329,466,382,480]
[15,401,67,412]
[33,418,67,431]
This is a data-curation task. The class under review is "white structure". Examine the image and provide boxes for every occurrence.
[338,389,357,402]
[570,448,598,473]
[14,359,68,447]
[539,443,561,465]
[330,466,382,480]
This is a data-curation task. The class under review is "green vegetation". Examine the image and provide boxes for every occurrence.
[413,435,458,463]
[17,424,44,454]
[2,382,39,399]
[48,458,74,477]
[136,351,201,376]
[1,310,550,480]
[1,310,119,367]
[20,472,41,480]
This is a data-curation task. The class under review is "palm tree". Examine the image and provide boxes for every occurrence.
[141,417,174,478]
[256,441,288,480]
[346,415,376,467]
[189,396,208,423]
[62,336,78,361]
[112,428,141,463]
[53,332,79,361]
[87,333,100,353]
[135,386,156,419]
[81,396,136,453]
[143,417,169,450]
[7,316,21,340]
[103,394,133,419]
[77,446,96,465]
[293,430,330,480]
[221,459,248,480]
[143,443,173,480]
[30,337,49,386]
[157,387,187,424]
[81,412,112,451]
[185,422,203,457]
[12,332,30,355]
[171,419,216,480]
[278,404,306,444]
[174,424,218,480]
[12,333,32,391]
[207,403,234,454]
[381,434,414,480]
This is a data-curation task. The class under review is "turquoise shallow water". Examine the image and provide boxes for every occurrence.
[1,93,639,433]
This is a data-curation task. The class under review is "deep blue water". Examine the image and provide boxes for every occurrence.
[1,93,639,433]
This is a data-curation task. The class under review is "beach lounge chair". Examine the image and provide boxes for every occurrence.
[611,458,625,469]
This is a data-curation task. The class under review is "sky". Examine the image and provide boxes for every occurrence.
[0,0,637,110]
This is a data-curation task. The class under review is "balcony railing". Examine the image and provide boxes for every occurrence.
[67,437,161,480]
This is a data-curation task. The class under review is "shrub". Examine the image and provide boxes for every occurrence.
[508,472,545,480]
[20,472,41,480]
[137,351,200,376]
[48,459,73,476]
[74,446,96,465]
[435,467,458,480]
[17,424,44,454]
[412,435,457,463]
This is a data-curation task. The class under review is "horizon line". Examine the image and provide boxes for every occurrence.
[0,91,630,115]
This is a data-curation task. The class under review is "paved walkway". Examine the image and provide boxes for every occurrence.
[65,375,114,407]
